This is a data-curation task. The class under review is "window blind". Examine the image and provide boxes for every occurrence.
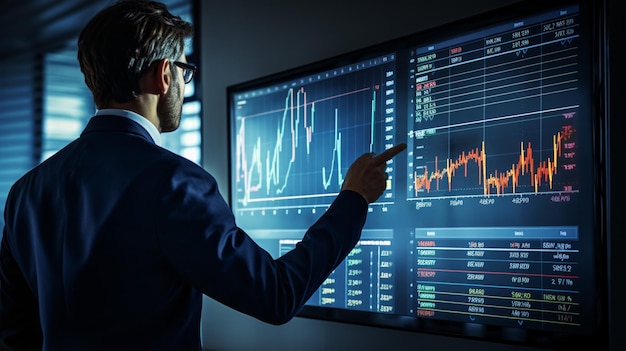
[42,47,95,161]
[0,55,41,231]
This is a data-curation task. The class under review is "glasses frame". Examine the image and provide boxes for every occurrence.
[173,61,197,84]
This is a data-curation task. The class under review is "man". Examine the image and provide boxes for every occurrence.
[0,0,406,350]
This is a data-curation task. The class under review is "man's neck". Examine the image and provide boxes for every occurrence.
[104,95,160,132]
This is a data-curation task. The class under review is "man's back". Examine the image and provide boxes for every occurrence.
[1,114,378,350]
[2,115,206,350]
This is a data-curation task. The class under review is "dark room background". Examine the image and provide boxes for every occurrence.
[0,0,622,350]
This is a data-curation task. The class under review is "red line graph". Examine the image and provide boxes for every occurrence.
[413,124,576,197]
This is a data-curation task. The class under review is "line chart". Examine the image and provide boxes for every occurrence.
[233,57,397,210]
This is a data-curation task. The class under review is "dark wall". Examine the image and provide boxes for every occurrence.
[606,0,625,350]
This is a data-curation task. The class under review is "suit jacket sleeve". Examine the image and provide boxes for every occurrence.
[0,228,43,349]
[156,160,367,325]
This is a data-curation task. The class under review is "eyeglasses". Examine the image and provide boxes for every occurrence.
[173,61,197,84]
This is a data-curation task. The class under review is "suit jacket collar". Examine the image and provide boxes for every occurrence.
[81,115,156,144]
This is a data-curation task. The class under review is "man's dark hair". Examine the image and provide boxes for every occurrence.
[77,0,194,108]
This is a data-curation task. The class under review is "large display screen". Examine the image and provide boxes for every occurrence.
[227,0,605,347]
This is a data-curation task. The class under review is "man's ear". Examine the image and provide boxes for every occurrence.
[153,59,172,95]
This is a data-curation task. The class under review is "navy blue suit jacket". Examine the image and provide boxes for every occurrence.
[0,115,367,350]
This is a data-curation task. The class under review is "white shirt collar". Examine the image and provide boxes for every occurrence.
[95,109,162,146]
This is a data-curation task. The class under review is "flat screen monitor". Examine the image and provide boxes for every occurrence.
[227,0,605,347]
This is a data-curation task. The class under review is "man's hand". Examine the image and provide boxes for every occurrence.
[341,143,407,204]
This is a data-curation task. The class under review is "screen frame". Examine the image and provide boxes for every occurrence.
[225,0,608,348]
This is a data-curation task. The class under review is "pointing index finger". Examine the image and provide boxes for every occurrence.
[371,143,407,165]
